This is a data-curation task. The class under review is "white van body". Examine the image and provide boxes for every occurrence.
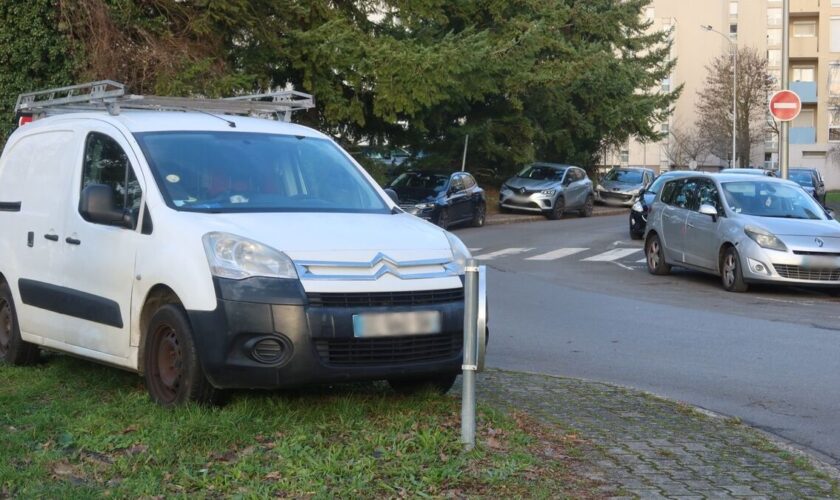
[0,111,471,404]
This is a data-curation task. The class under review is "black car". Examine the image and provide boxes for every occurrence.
[629,170,694,240]
[388,170,486,229]
[788,168,826,206]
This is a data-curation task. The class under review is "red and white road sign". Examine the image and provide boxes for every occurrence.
[769,90,802,122]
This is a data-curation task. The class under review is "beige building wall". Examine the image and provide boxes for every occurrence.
[606,0,840,189]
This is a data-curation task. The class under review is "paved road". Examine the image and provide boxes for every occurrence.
[453,213,840,467]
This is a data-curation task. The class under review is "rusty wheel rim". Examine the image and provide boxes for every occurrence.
[152,325,182,402]
[0,298,11,357]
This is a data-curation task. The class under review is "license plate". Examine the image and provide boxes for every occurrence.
[352,311,442,338]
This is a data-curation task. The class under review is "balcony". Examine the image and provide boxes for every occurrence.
[790,127,816,144]
[791,0,819,15]
[791,81,817,103]
[790,36,819,58]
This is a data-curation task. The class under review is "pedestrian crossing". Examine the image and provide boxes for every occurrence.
[469,245,645,265]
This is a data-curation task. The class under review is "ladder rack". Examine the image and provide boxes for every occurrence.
[15,80,315,122]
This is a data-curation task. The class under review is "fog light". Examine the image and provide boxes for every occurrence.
[747,258,770,275]
[247,335,293,365]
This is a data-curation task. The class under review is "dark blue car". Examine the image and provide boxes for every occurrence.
[388,170,486,229]
[629,170,694,239]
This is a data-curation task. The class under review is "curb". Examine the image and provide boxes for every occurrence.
[486,207,627,226]
[480,368,840,478]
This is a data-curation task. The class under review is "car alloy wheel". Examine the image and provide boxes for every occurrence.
[547,198,565,220]
[580,196,594,217]
[646,234,670,275]
[436,209,449,229]
[473,203,486,227]
[721,247,749,292]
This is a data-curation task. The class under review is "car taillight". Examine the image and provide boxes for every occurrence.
[18,115,33,126]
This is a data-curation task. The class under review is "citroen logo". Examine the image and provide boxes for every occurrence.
[815,237,825,248]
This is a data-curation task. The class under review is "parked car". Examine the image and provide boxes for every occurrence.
[644,173,839,292]
[629,170,694,240]
[788,168,826,206]
[499,163,594,219]
[718,168,776,177]
[595,167,655,207]
[0,83,479,406]
[388,170,486,229]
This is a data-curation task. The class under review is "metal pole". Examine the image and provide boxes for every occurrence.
[780,0,790,179]
[732,44,738,168]
[461,258,479,450]
[461,135,469,172]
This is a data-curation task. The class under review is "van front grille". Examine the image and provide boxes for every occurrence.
[315,333,462,366]
[307,289,463,308]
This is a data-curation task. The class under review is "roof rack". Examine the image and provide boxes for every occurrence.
[14,80,315,122]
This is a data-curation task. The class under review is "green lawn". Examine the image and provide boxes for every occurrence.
[0,356,597,498]
[826,191,840,207]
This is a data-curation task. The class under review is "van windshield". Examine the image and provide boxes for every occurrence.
[134,132,389,214]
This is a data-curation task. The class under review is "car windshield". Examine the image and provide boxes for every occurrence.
[134,132,389,214]
[721,181,826,220]
[604,168,643,184]
[517,165,564,180]
[390,172,449,192]
[788,171,814,188]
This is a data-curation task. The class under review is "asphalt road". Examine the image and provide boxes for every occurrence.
[453,212,840,467]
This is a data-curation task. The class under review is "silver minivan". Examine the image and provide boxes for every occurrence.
[644,173,840,292]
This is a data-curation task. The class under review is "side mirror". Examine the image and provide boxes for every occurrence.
[383,188,400,204]
[699,203,718,221]
[80,184,134,228]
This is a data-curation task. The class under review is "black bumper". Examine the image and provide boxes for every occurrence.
[629,210,647,235]
[187,277,464,390]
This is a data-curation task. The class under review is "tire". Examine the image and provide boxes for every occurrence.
[388,374,457,395]
[436,209,450,229]
[721,246,749,293]
[0,281,39,366]
[546,197,565,220]
[645,233,671,275]
[579,195,594,218]
[472,203,486,227]
[143,304,222,407]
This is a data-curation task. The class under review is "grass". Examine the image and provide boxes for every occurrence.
[0,356,600,498]
[826,190,840,207]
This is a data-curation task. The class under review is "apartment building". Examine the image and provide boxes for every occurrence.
[609,0,840,189]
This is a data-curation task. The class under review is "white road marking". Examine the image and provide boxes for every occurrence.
[636,257,647,263]
[582,248,642,262]
[526,248,588,261]
[469,248,483,253]
[475,247,534,260]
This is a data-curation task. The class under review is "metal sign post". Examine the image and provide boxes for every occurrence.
[780,0,790,179]
[461,259,487,451]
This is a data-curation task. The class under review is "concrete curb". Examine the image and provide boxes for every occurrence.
[486,207,627,226]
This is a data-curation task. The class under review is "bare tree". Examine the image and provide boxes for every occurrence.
[696,47,774,167]
[662,125,710,169]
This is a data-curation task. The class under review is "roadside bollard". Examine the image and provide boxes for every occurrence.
[461,259,487,451]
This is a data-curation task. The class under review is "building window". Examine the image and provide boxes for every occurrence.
[833,0,840,7]
[620,148,630,164]
[661,77,671,92]
[661,123,670,135]
[830,64,840,96]
[832,17,840,52]
[767,29,782,46]
[768,8,782,26]
[830,108,840,142]
[793,21,817,38]
[730,2,738,16]
[729,24,738,39]
[792,67,815,82]
[768,49,782,67]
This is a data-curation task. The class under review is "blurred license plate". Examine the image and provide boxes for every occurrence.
[353,311,442,338]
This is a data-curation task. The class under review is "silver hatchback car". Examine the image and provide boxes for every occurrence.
[644,173,840,292]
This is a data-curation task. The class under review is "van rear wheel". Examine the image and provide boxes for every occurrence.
[388,374,457,395]
[143,305,222,407]
[0,282,39,366]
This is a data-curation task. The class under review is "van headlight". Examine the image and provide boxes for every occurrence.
[445,232,472,275]
[202,232,298,280]
[744,226,787,252]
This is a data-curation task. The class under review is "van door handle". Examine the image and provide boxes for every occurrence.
[65,237,81,246]
[44,234,59,242]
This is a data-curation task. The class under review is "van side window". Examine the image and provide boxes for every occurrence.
[81,133,142,214]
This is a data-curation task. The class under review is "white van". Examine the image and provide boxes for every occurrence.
[0,82,474,406]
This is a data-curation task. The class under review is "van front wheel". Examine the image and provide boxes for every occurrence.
[143,305,222,407]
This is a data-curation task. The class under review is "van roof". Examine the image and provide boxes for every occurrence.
[16,110,329,139]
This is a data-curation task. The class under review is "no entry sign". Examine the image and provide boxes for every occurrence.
[769,90,802,122]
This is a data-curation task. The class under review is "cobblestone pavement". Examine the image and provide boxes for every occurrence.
[476,370,840,499]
